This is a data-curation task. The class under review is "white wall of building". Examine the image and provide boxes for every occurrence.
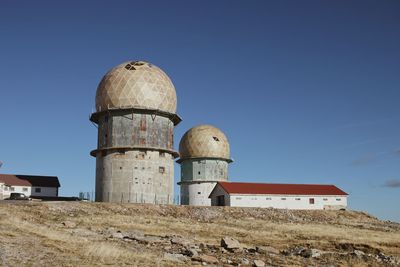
[30,186,58,197]
[181,182,217,206]
[0,184,31,199]
[0,184,58,199]
[210,185,230,206]
[210,189,347,210]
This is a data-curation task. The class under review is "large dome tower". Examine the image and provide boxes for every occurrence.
[90,61,181,203]
[178,125,232,206]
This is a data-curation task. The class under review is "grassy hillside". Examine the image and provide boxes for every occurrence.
[0,202,399,266]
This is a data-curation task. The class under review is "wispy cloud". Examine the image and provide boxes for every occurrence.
[351,149,400,166]
[383,179,400,188]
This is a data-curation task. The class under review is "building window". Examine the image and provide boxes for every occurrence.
[22,188,28,192]
[281,197,286,200]
[336,198,341,201]
[236,197,242,200]
[35,188,41,193]
[309,198,315,204]
[266,197,272,200]
[198,192,201,195]
[10,187,15,192]
[295,198,301,201]
[198,171,201,175]
[213,136,219,141]
[323,198,328,201]
[159,167,165,173]
[251,197,257,200]
[120,166,123,170]
[159,152,165,157]
[138,151,146,159]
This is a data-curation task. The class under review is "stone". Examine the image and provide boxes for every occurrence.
[111,231,124,239]
[300,248,322,258]
[135,235,165,244]
[171,237,192,247]
[221,237,242,251]
[254,259,266,267]
[242,258,250,265]
[192,255,219,264]
[183,249,198,257]
[256,246,279,255]
[164,253,187,262]
[61,221,76,228]
[353,250,365,257]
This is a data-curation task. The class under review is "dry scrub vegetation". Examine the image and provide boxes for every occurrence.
[0,201,399,266]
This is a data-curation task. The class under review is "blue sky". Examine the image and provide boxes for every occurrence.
[0,1,399,221]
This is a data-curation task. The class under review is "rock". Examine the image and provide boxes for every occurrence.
[164,253,187,262]
[300,248,322,258]
[171,237,192,247]
[127,230,145,239]
[241,258,250,265]
[135,235,165,244]
[221,237,242,251]
[61,221,76,228]
[111,231,124,239]
[183,249,198,257]
[247,247,257,253]
[353,250,365,257]
[254,259,265,267]
[192,255,219,264]
[256,246,279,255]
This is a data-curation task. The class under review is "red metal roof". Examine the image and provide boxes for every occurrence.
[0,174,60,187]
[217,182,348,196]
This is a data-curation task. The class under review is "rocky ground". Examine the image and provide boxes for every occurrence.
[0,201,399,266]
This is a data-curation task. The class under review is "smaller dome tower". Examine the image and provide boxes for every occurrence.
[178,125,232,206]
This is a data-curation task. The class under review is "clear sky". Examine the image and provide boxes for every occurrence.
[0,1,399,221]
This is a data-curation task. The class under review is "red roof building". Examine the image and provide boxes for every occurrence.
[209,182,348,210]
[216,182,348,196]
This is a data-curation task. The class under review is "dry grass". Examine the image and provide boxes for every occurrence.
[0,201,399,266]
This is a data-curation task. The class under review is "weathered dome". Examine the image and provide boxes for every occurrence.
[179,125,230,160]
[95,61,177,113]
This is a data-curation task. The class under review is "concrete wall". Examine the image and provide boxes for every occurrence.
[180,159,228,182]
[180,158,229,206]
[96,149,174,204]
[95,111,176,204]
[0,183,58,199]
[180,182,217,206]
[97,111,174,150]
[210,189,347,210]
[209,185,230,206]
[30,187,58,197]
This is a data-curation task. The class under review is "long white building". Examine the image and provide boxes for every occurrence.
[0,174,60,199]
[209,182,348,210]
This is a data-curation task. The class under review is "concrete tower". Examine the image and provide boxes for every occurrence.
[178,125,232,206]
[90,61,181,204]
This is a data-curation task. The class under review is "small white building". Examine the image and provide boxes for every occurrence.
[209,182,348,210]
[0,174,60,200]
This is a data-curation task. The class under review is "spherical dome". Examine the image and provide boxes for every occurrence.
[95,61,177,113]
[179,125,230,160]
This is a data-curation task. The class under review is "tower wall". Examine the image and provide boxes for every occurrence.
[179,158,229,205]
[97,110,174,150]
[94,110,176,204]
